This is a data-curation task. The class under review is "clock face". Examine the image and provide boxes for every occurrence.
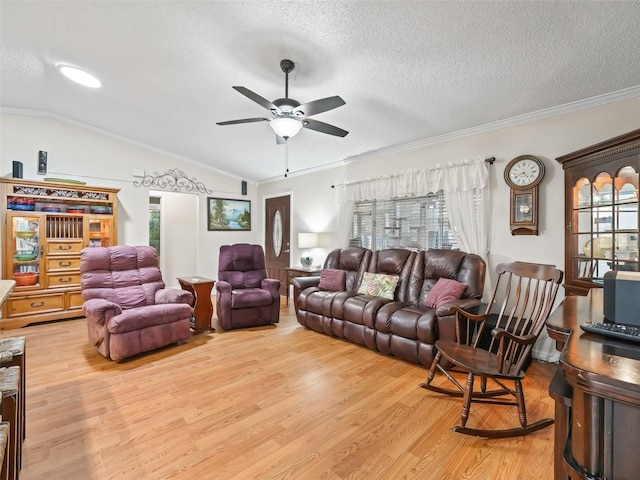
[506,156,544,188]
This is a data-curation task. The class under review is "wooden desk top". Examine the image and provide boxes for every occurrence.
[547,289,640,404]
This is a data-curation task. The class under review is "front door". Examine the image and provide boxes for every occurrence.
[265,195,290,296]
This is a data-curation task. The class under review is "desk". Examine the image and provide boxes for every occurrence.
[285,267,321,304]
[177,276,215,333]
[546,289,640,480]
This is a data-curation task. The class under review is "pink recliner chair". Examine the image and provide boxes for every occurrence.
[215,243,281,330]
[80,245,194,361]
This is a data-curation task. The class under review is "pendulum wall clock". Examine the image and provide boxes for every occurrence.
[504,155,545,235]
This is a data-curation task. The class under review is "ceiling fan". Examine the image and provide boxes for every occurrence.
[216,59,348,144]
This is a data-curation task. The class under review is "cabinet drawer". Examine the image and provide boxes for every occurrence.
[67,290,84,310]
[46,256,81,271]
[46,240,83,255]
[7,293,64,317]
[47,272,82,288]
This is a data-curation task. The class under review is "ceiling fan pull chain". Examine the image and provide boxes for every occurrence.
[284,141,289,177]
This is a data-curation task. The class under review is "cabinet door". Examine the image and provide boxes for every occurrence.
[568,163,639,290]
[6,212,44,290]
[85,215,114,247]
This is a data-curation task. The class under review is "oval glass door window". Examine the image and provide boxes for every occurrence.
[272,210,283,257]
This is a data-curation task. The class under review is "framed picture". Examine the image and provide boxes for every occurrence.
[207,197,251,231]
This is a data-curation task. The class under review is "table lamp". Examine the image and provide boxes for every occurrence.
[298,232,319,268]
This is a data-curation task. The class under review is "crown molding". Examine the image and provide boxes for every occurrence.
[344,85,640,165]
[0,106,248,183]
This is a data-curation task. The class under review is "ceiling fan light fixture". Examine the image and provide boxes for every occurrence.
[270,117,303,139]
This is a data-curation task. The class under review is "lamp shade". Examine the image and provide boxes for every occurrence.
[298,232,319,248]
[270,117,303,139]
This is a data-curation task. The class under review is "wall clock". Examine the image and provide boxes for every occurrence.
[504,155,545,235]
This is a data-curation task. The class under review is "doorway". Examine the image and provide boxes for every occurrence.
[265,195,290,296]
[148,190,198,288]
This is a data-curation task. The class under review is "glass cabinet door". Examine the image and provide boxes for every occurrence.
[86,216,113,247]
[571,166,639,286]
[9,212,43,289]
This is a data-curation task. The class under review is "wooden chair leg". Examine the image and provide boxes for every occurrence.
[460,372,475,428]
[425,351,441,385]
[515,379,527,428]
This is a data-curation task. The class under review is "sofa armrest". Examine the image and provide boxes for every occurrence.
[156,288,193,305]
[215,280,232,294]
[82,298,122,325]
[292,276,321,290]
[435,298,482,318]
[262,278,281,298]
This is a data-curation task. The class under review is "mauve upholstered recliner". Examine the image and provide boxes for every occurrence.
[80,245,194,361]
[215,244,281,330]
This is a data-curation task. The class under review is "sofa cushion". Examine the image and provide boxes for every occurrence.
[318,269,346,291]
[357,272,399,300]
[425,277,467,308]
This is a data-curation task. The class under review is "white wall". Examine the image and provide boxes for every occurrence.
[2,97,639,289]
[257,96,640,296]
[0,113,261,279]
[151,190,198,288]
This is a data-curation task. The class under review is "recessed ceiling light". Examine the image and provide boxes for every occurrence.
[58,65,101,88]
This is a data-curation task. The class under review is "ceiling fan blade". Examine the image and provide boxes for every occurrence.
[276,134,287,145]
[232,86,281,113]
[303,118,349,137]
[216,117,270,126]
[293,96,345,117]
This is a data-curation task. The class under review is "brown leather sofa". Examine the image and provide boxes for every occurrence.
[292,247,486,368]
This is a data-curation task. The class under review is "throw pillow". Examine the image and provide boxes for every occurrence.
[425,277,467,309]
[318,269,346,291]
[357,272,399,300]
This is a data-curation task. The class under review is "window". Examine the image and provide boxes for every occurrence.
[350,192,458,251]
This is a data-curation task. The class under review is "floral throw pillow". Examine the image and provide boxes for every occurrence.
[357,272,400,300]
[424,277,467,309]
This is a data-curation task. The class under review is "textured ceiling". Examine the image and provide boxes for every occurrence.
[2,1,640,182]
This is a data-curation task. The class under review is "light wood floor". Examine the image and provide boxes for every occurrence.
[9,300,556,479]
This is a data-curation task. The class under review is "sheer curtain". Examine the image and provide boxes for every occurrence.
[335,157,490,255]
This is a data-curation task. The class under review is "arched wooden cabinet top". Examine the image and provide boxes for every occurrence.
[556,129,640,296]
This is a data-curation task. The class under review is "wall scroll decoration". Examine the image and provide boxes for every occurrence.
[133,169,213,194]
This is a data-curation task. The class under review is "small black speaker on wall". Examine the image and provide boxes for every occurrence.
[241,180,247,195]
[12,161,23,178]
[38,150,48,175]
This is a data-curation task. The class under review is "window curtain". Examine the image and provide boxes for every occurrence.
[335,157,490,254]
[335,157,488,203]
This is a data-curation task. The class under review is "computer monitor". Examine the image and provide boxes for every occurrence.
[603,271,640,326]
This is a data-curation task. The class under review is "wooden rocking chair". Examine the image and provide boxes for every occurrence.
[420,261,563,438]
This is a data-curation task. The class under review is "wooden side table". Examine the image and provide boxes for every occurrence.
[285,267,321,305]
[177,276,215,333]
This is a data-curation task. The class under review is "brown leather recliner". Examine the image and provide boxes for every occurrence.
[295,247,371,335]
[293,247,486,368]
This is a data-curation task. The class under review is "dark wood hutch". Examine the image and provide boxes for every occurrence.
[556,129,640,295]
